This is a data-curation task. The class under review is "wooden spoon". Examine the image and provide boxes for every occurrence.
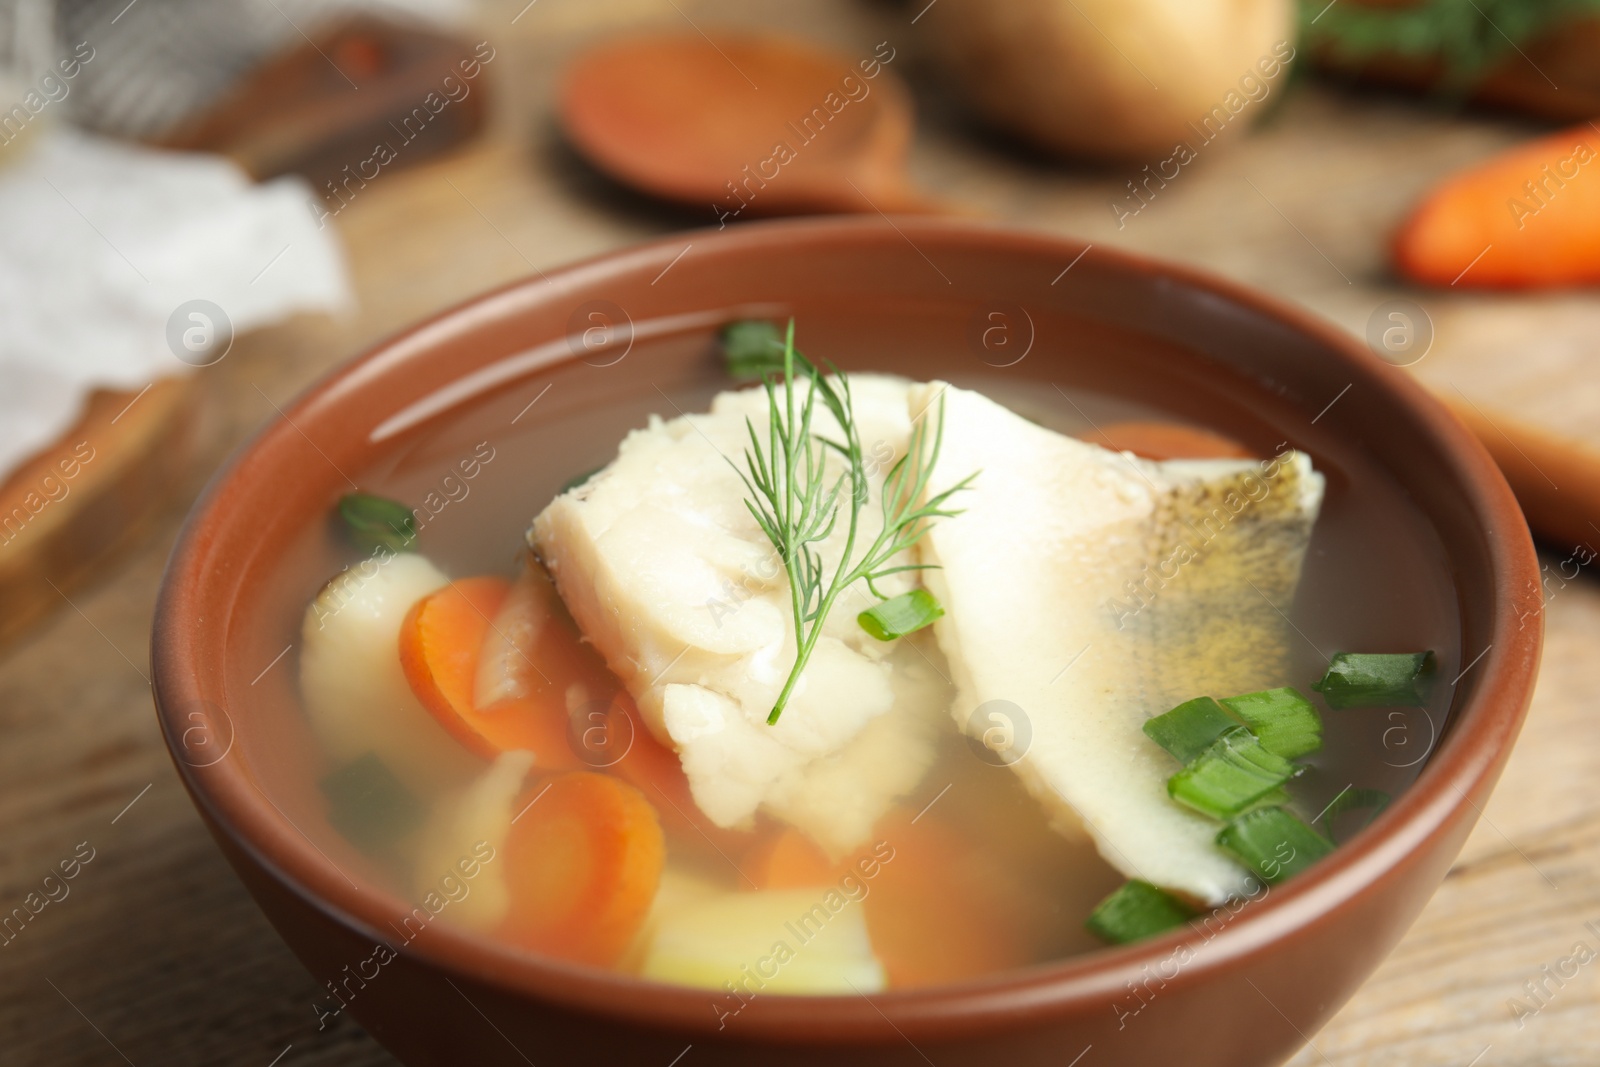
[559,34,947,219]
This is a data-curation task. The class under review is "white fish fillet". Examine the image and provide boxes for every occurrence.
[911,382,1325,904]
[531,376,944,856]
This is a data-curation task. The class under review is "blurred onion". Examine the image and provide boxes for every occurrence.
[924,0,1295,162]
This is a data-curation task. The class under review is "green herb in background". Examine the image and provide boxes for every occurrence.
[1312,651,1436,708]
[1216,807,1336,885]
[721,319,788,380]
[1167,729,1300,820]
[730,320,976,724]
[320,753,424,851]
[1301,0,1600,89]
[1087,880,1198,944]
[1221,687,1324,759]
[1143,696,1243,764]
[338,492,417,554]
[1097,667,1405,944]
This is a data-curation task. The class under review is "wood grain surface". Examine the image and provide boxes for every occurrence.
[1,1,1595,1064]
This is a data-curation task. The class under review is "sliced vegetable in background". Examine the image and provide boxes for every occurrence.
[864,809,1037,988]
[320,753,424,850]
[643,884,885,994]
[720,319,786,379]
[858,589,945,641]
[338,491,417,553]
[398,576,580,768]
[1168,729,1298,820]
[1144,696,1242,763]
[1221,687,1323,759]
[1086,880,1197,945]
[1216,808,1335,885]
[499,772,666,966]
[1393,124,1600,288]
[599,693,754,855]
[747,827,840,890]
[1312,651,1436,708]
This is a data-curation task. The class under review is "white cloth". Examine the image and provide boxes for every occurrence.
[0,127,349,481]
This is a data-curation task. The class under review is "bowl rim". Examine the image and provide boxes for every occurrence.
[151,215,1542,1041]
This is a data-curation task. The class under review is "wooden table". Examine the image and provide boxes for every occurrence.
[2,1,1595,1063]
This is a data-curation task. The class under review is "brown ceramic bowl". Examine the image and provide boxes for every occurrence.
[152,217,1541,1066]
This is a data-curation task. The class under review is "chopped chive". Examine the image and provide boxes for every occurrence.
[559,465,604,495]
[1086,880,1196,944]
[1167,728,1298,820]
[320,753,424,850]
[1215,808,1335,885]
[1220,687,1323,759]
[1315,787,1391,843]
[338,492,416,554]
[1311,651,1436,708]
[720,320,786,379]
[857,589,945,641]
[1144,696,1241,763]
[1239,785,1292,816]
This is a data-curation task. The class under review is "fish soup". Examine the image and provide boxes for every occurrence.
[274,312,1459,996]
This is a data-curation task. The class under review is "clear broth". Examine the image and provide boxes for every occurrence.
[265,313,1461,988]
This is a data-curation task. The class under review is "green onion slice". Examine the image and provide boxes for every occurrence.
[320,753,424,850]
[1315,787,1391,843]
[857,589,944,641]
[1168,728,1298,820]
[1215,808,1335,885]
[338,492,416,554]
[1220,687,1323,759]
[721,320,786,379]
[1311,651,1436,708]
[1086,880,1196,944]
[1144,696,1240,763]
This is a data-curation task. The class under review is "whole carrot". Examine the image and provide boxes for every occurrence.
[1394,123,1600,288]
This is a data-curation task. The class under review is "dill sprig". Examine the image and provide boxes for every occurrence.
[727,320,975,725]
[1302,0,1600,88]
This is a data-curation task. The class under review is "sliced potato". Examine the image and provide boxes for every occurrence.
[642,886,886,994]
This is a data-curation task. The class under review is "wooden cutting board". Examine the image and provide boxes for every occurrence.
[0,380,193,649]
[0,17,488,652]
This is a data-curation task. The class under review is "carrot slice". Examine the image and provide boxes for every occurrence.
[748,827,838,889]
[863,809,1035,988]
[399,577,579,769]
[1087,420,1253,461]
[498,771,666,966]
[1394,124,1600,288]
[597,695,692,810]
[594,693,755,854]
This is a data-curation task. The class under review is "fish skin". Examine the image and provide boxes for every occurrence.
[911,382,1325,904]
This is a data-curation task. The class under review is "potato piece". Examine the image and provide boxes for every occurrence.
[642,886,886,995]
[300,552,480,794]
